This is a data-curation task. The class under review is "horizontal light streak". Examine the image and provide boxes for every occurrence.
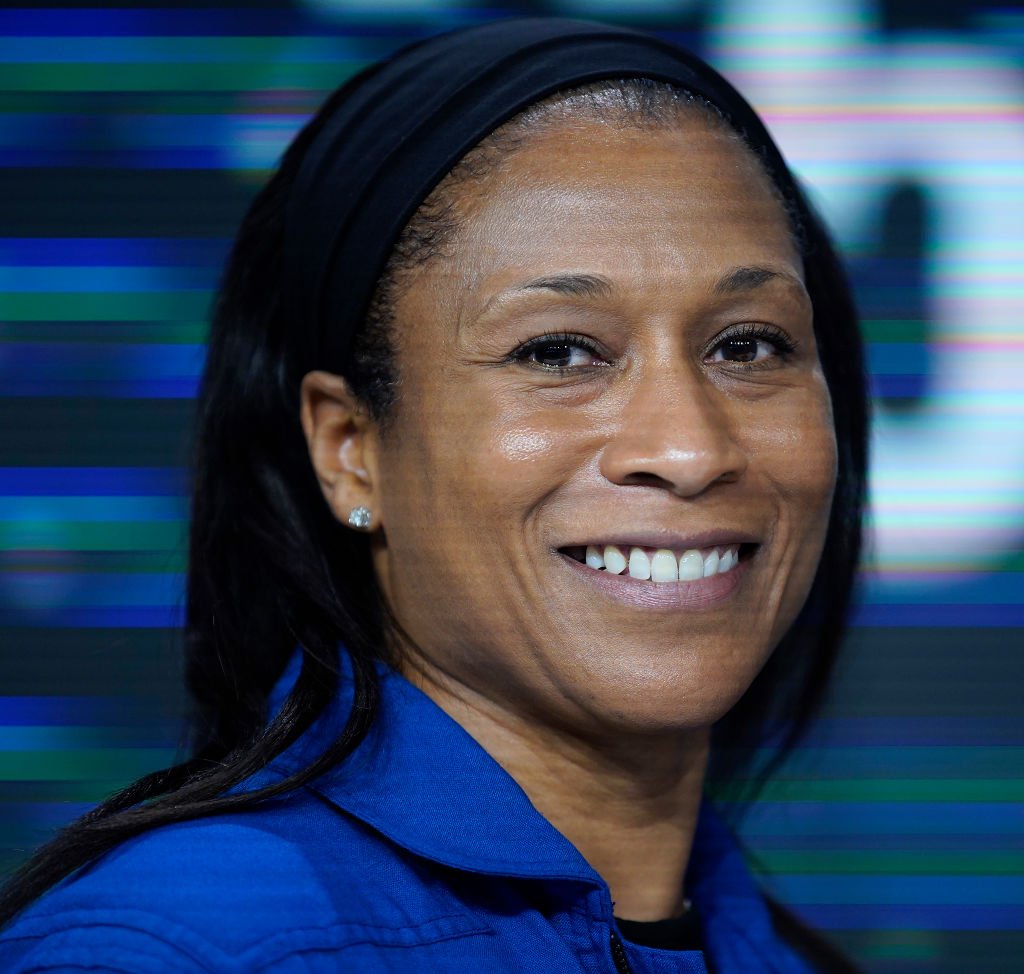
[0,7,472,39]
[0,553,185,574]
[756,850,1024,875]
[867,511,1024,531]
[0,725,176,749]
[716,47,1019,70]
[796,716,1024,747]
[0,606,184,627]
[0,8,312,37]
[864,328,1024,346]
[770,746,1024,777]
[0,238,229,266]
[0,695,158,724]
[0,468,185,495]
[1,293,210,320]
[0,748,176,780]
[766,104,1024,117]
[864,495,1024,513]
[0,150,241,170]
[768,873,1024,907]
[0,112,306,169]
[0,343,205,397]
[735,801,1024,835]
[721,780,1024,802]
[0,378,198,398]
[0,265,216,291]
[867,342,1023,373]
[0,497,185,520]
[790,902,1024,931]
[1,341,204,366]
[851,604,1024,626]
[0,571,182,604]
[0,521,184,551]
[0,322,210,344]
[0,36,364,64]
[0,62,370,93]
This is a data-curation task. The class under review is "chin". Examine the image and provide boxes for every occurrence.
[566,654,765,739]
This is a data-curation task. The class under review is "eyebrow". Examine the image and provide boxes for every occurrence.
[477,265,804,324]
[509,267,801,300]
[714,265,803,295]
[512,273,615,300]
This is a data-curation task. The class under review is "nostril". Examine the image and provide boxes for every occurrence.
[620,472,675,489]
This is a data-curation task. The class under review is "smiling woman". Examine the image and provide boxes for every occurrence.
[0,18,867,974]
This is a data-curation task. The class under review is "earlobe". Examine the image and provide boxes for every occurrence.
[299,370,380,530]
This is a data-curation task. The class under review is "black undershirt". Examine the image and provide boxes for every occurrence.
[614,909,703,952]
[615,902,862,972]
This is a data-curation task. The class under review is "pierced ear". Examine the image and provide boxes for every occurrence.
[300,370,381,531]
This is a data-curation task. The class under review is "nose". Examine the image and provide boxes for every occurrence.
[598,363,748,497]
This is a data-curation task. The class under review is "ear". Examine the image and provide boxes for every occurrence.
[300,370,381,531]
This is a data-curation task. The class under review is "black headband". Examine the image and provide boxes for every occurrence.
[284,17,797,372]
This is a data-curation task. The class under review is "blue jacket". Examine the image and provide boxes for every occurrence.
[0,659,819,973]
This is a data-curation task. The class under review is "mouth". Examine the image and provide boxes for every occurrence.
[559,542,756,584]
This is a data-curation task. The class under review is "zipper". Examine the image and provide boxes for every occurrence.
[609,930,633,974]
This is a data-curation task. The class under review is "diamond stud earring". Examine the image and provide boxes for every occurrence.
[347,506,373,530]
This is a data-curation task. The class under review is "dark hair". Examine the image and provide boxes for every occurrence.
[0,70,867,925]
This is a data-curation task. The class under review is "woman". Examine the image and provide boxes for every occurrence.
[0,18,867,973]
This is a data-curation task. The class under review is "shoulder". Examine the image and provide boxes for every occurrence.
[0,789,451,972]
[20,795,343,922]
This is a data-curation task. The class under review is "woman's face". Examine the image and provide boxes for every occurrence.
[362,113,836,737]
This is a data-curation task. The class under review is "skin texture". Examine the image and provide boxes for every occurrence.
[301,113,837,920]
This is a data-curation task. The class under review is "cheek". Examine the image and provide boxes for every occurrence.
[485,415,588,499]
[753,383,837,507]
[373,393,590,655]
[494,426,562,463]
[380,384,584,557]
[757,386,837,624]
[454,409,591,539]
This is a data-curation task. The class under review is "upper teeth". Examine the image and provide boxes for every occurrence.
[584,544,740,582]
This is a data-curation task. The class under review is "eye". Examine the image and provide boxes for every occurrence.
[510,333,608,371]
[706,324,798,367]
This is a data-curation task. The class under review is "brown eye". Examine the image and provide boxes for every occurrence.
[511,334,609,371]
[533,343,579,368]
[707,325,798,367]
[718,338,760,363]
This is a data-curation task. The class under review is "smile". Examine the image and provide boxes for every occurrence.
[563,543,746,584]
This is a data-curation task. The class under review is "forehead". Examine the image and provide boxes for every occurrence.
[390,114,804,338]
[457,117,796,283]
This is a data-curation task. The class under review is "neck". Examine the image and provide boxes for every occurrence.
[405,664,710,922]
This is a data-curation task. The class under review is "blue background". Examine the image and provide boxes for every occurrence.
[1,1,1022,970]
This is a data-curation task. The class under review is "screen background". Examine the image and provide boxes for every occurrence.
[1,1,1022,970]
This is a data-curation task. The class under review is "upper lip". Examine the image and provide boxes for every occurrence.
[556,530,761,552]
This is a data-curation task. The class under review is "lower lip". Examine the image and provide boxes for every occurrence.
[558,550,749,611]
